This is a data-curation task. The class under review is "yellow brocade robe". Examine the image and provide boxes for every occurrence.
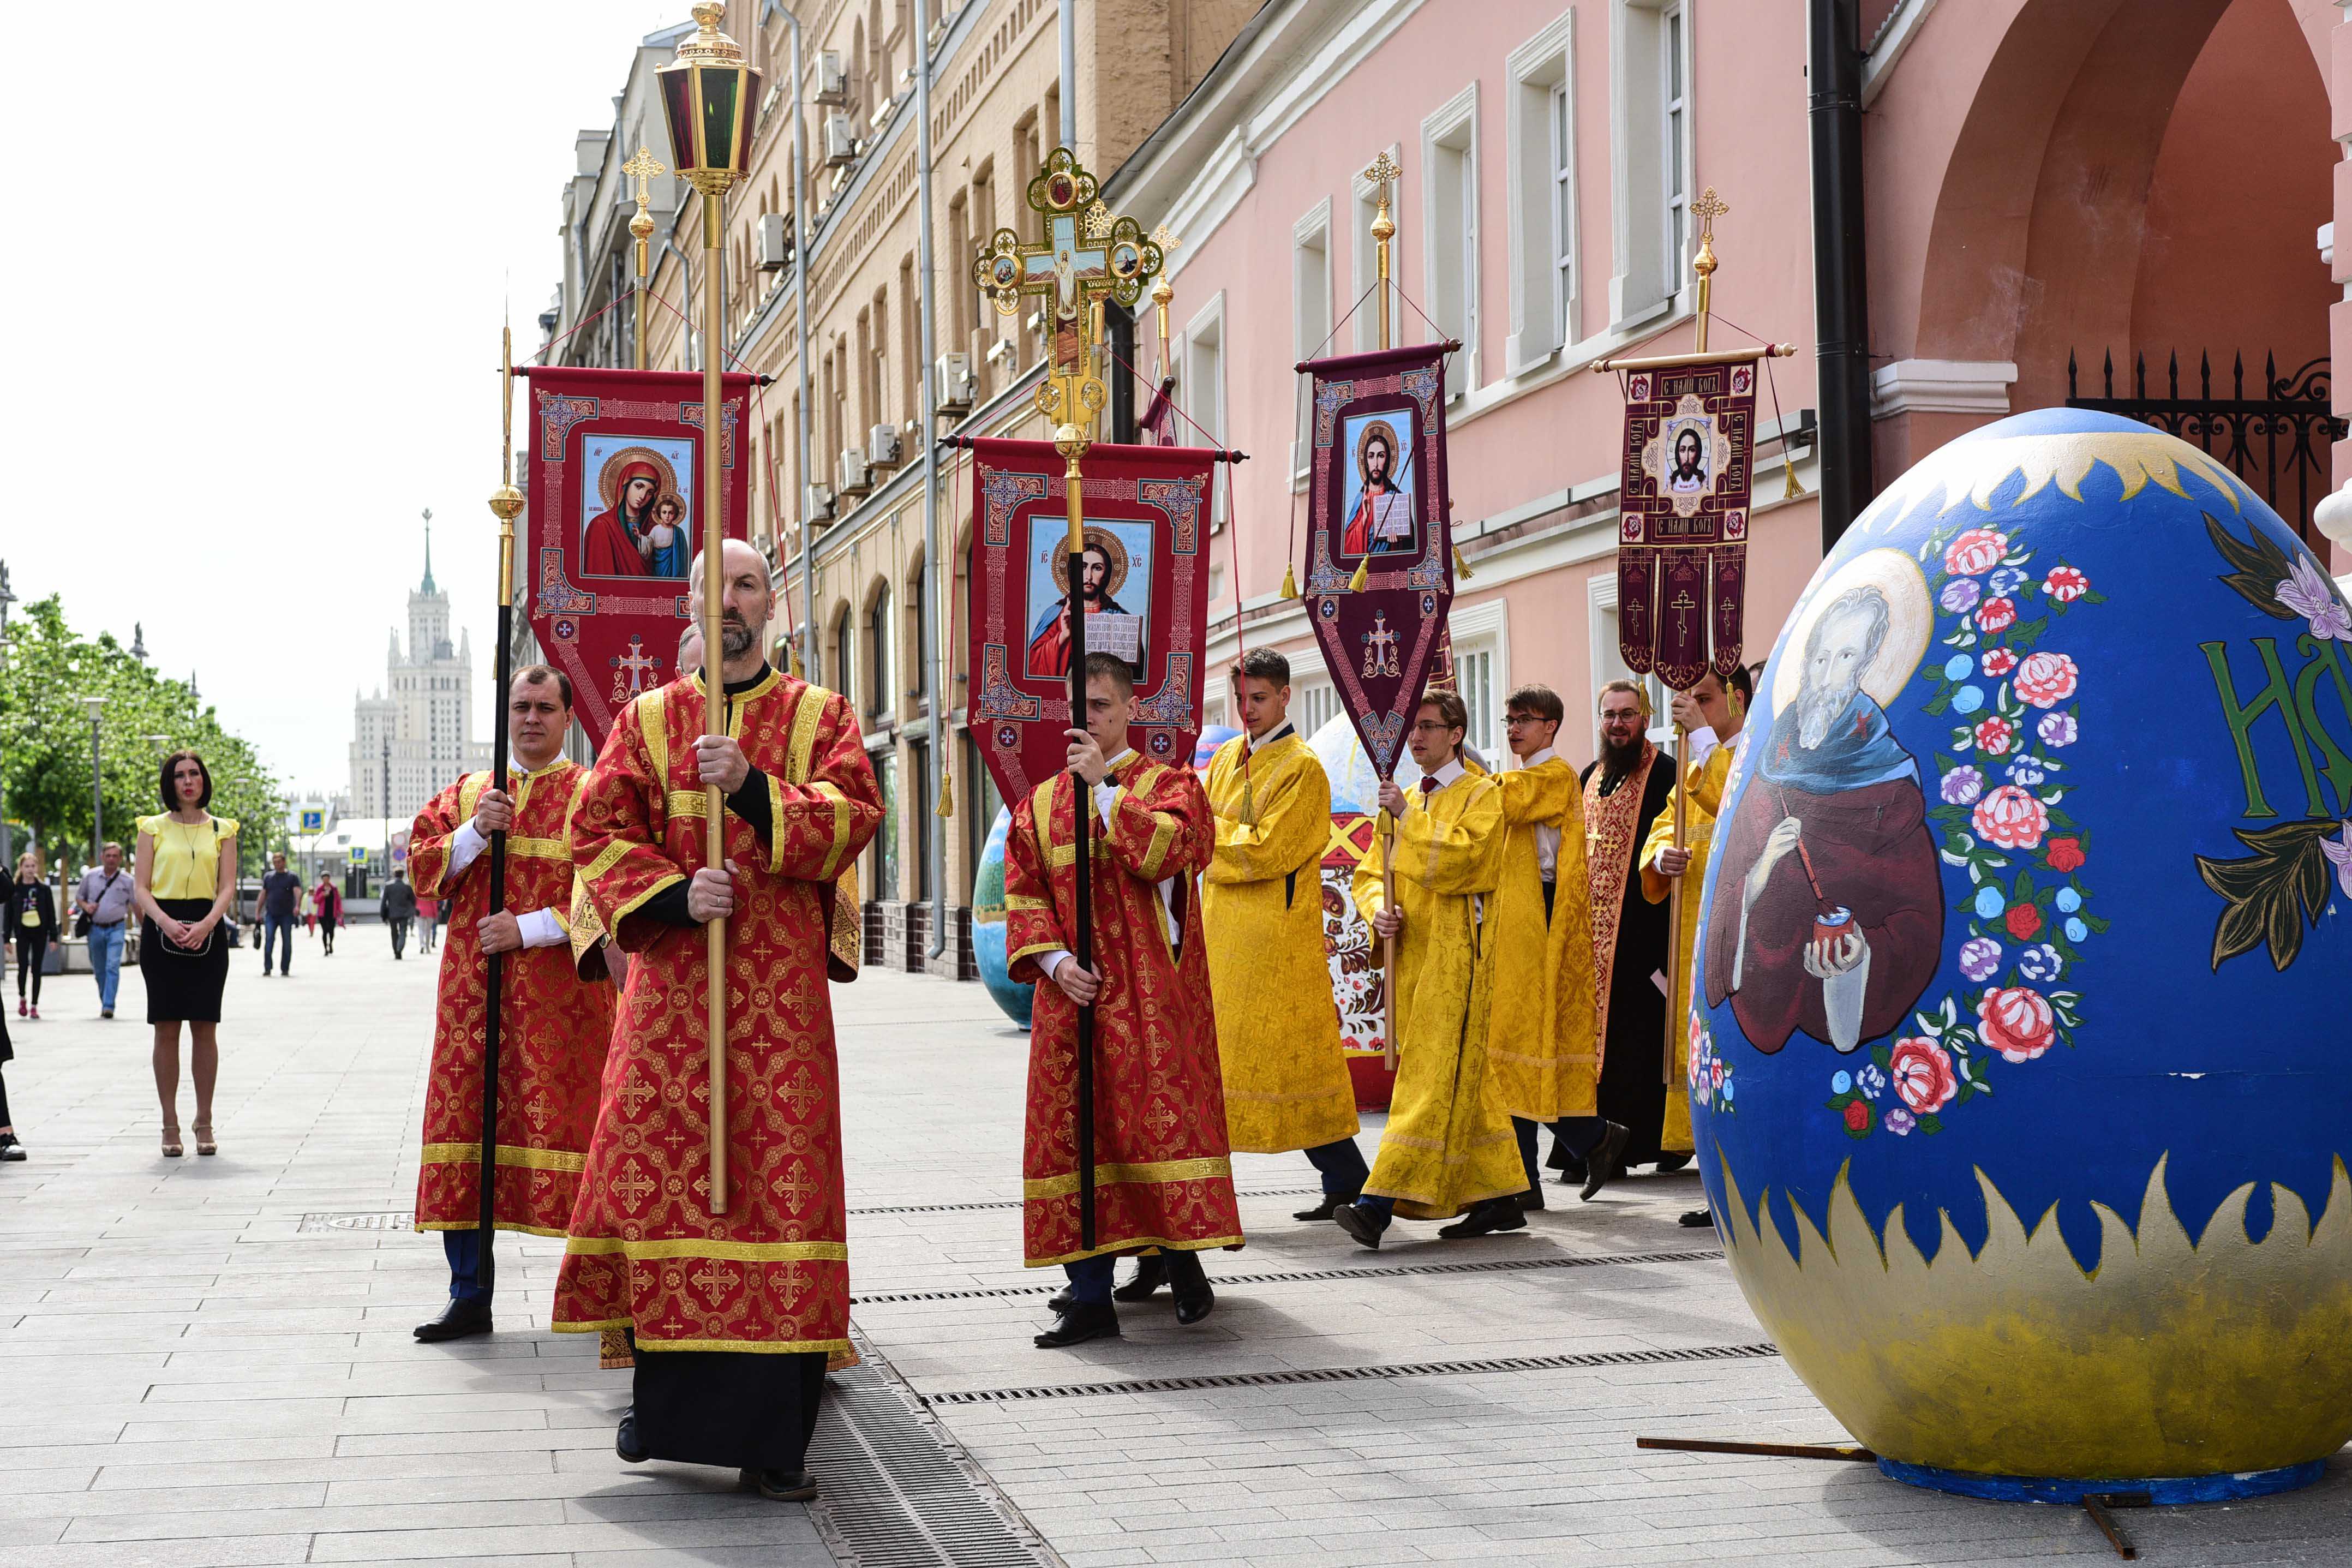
[1202,733,1360,1154]
[1639,742,1735,1156]
[1483,758,1597,1122]
[1350,773,1523,1219]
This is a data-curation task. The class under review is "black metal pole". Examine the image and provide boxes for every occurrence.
[1067,540,1096,1254]
[1809,0,1873,551]
[476,591,515,1297]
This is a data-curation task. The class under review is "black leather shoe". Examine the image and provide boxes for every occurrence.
[1332,1202,1384,1250]
[747,1468,819,1500]
[1654,1152,1692,1173]
[412,1298,492,1342]
[615,1407,647,1463]
[1046,1285,1073,1312]
[0,1134,24,1162]
[1033,1302,1120,1349]
[1111,1252,1168,1302]
[1680,1208,1715,1229]
[1173,1283,1215,1325]
[1292,1193,1352,1222]
[1438,1198,1528,1240]
[1160,1251,1213,1325]
[1513,1187,1545,1211]
[1581,1123,1630,1202]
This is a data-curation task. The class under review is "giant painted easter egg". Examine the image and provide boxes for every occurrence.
[971,806,1032,1028]
[1690,408,2352,1502]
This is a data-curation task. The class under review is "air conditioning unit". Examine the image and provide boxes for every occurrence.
[867,423,903,469]
[822,112,858,168]
[869,94,897,134]
[933,352,975,415]
[804,483,835,521]
[836,447,872,495]
[814,51,847,106]
[757,212,792,271]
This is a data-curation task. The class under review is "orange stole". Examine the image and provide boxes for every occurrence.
[1583,743,1661,1060]
[411,761,614,1237]
[1005,759,1244,1267]
[554,669,881,1355]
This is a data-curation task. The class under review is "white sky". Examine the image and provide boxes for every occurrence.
[4,2,686,801]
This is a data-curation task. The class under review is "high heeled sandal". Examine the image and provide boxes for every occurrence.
[192,1121,216,1158]
[161,1123,184,1159]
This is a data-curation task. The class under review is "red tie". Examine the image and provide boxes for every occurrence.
[1419,777,1440,798]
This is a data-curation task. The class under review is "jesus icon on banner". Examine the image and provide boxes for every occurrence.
[1339,416,1416,558]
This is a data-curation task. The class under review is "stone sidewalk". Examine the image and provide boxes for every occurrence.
[1,931,2344,1566]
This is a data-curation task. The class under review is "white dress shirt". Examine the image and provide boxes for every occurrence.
[447,817,567,950]
[1042,750,1178,983]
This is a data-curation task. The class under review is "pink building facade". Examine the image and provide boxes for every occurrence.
[1105,0,2349,763]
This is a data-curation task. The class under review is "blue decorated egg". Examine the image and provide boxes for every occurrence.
[971,806,1032,1028]
[1691,408,2352,1501]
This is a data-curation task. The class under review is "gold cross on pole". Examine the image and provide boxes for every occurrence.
[623,146,667,210]
[1690,185,1729,353]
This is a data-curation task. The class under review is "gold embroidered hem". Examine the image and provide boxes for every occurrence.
[1022,1157,1232,1200]
[1026,1232,1249,1268]
[562,1237,852,1264]
[411,1219,572,1239]
[550,1318,851,1356]
[420,1142,589,1174]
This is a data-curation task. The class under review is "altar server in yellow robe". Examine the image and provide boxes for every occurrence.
[1333,689,1524,1248]
[1640,663,1751,1228]
[1483,683,1608,1210]
[1203,649,1367,1223]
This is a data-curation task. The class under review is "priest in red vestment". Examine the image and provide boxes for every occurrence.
[556,540,880,1501]
[1005,651,1244,1348]
[409,665,617,1344]
[583,461,660,577]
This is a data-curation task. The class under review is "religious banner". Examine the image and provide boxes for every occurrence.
[963,436,1217,805]
[1297,341,1456,780]
[517,365,752,749]
[1615,357,1755,689]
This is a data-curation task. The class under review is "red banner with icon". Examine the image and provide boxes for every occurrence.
[963,438,1218,806]
[517,366,752,750]
[1614,358,1755,691]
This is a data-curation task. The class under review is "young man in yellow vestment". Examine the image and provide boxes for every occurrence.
[1483,684,1615,1211]
[1203,650,1368,1227]
[1333,689,1527,1248]
[1640,663,1751,1230]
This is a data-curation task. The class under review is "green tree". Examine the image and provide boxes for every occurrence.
[0,595,283,881]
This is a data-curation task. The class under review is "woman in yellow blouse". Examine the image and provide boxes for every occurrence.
[134,750,237,1158]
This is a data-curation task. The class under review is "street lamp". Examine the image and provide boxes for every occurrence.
[82,696,105,867]
[658,0,761,1217]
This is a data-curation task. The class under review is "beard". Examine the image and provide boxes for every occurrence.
[1600,730,1645,777]
[1796,678,1858,751]
[719,617,758,659]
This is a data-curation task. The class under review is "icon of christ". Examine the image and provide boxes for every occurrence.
[1340,420,1414,558]
[1026,533,1133,678]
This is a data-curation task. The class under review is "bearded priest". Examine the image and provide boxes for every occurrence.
[558,539,881,1503]
[1006,652,1244,1349]
[409,665,618,1343]
[1333,687,1525,1248]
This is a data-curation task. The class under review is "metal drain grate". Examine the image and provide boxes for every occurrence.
[925,1342,1781,1405]
[851,1246,1722,1305]
[849,1187,1319,1217]
[296,1211,414,1233]
[811,1334,1064,1567]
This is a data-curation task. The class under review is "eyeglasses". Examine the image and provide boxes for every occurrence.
[1503,713,1546,727]
[1410,720,1457,735]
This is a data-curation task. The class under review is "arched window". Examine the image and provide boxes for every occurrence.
[833,606,855,710]
[907,554,929,703]
[867,582,893,719]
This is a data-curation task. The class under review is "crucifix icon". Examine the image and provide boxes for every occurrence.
[622,146,667,208]
[1029,211,1108,323]
[1668,587,1699,639]
[1362,611,1401,678]
[609,635,661,701]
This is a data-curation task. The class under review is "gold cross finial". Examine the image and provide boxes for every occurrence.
[1364,151,1401,188]
[624,146,667,205]
[1693,187,1729,243]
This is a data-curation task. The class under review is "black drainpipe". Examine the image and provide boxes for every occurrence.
[1809,0,1874,552]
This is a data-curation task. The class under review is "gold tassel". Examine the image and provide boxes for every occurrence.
[1453,546,1473,581]
[1279,561,1300,600]
[1238,772,1259,828]
[1782,447,1804,500]
[1346,555,1370,593]
[935,761,954,819]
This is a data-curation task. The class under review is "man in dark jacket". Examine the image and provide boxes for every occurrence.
[381,870,418,960]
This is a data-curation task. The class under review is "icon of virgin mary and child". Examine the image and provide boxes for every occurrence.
[583,453,690,579]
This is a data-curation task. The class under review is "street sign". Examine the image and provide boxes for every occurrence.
[346,845,369,866]
[300,809,326,833]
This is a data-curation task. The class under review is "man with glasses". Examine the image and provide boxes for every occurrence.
[1333,689,1525,1248]
[1484,687,1615,1207]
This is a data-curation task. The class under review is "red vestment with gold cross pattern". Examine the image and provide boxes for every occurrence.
[553,669,880,1355]
[410,759,616,1238]
[1006,755,1244,1267]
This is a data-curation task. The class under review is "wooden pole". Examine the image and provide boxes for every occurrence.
[1664,721,1687,1088]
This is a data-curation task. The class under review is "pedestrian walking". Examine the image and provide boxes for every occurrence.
[76,842,135,1019]
[381,869,417,960]
[11,852,56,1021]
[417,895,440,954]
[313,874,342,955]
[134,750,238,1160]
[0,1004,22,1162]
[258,852,301,976]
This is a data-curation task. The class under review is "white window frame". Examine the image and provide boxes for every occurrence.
[1180,291,1228,530]
[1586,570,1674,746]
[1292,198,1333,478]
[1351,143,1404,354]
[1420,84,1480,400]
[1294,676,1340,742]
[1662,0,1688,283]
[1446,596,1509,763]
[1608,0,1695,330]
[1505,12,1578,375]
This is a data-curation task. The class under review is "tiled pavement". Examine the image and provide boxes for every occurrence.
[2,931,2344,1566]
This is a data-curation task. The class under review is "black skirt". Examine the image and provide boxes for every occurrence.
[141,897,230,1024]
[632,1346,826,1472]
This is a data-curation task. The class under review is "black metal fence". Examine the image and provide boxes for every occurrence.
[2065,350,2342,545]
